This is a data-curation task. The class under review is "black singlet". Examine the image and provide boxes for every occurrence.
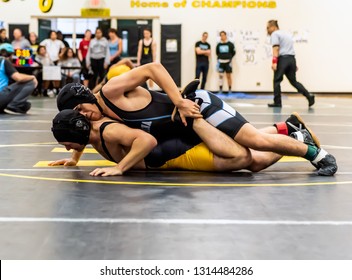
[99,121,200,168]
[99,89,198,141]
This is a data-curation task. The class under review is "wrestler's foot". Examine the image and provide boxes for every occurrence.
[286,112,320,147]
[314,153,338,176]
[181,79,200,100]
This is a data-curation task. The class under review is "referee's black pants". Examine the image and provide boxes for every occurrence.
[273,55,310,105]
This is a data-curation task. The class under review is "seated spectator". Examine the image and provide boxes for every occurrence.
[35,45,60,97]
[58,48,81,85]
[0,28,10,44]
[0,43,37,114]
[11,28,31,50]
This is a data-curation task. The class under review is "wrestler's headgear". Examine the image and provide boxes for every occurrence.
[56,83,103,112]
[52,109,91,146]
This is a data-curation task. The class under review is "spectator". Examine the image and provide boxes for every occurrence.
[78,29,92,87]
[216,31,236,94]
[107,28,122,65]
[39,30,65,64]
[195,32,211,89]
[28,32,39,56]
[86,27,110,89]
[0,43,37,114]
[0,28,10,44]
[35,45,60,97]
[58,48,81,85]
[11,28,31,50]
[57,30,70,48]
[137,28,156,88]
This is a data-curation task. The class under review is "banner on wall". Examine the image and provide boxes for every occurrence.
[81,0,111,17]
[130,0,277,9]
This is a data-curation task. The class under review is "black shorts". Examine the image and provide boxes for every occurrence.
[217,61,232,73]
[194,90,248,138]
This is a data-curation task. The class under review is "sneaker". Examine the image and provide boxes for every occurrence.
[315,153,338,176]
[4,107,26,114]
[19,101,31,113]
[268,103,282,108]
[307,94,315,107]
[286,112,320,148]
[4,101,31,115]
[47,89,55,98]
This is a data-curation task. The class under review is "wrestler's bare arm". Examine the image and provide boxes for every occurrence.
[90,123,157,176]
[103,62,202,126]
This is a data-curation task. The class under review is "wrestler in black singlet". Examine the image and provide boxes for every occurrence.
[99,88,249,140]
[99,88,199,141]
[99,121,199,168]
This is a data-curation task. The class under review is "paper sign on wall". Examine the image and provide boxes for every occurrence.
[166,39,177,52]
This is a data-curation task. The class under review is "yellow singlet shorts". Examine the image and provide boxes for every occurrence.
[159,143,215,171]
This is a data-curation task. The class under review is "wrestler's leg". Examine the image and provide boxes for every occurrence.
[192,118,252,168]
[194,118,284,172]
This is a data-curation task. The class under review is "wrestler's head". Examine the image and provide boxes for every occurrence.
[52,109,91,152]
[57,83,103,121]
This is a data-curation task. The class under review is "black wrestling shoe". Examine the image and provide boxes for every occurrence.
[268,103,282,108]
[315,153,338,176]
[181,79,200,100]
[172,80,201,123]
[307,94,315,107]
[286,112,320,147]
[290,129,317,147]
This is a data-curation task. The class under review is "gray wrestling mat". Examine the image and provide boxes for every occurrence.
[0,95,351,259]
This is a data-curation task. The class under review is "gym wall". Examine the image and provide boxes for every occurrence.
[0,0,351,93]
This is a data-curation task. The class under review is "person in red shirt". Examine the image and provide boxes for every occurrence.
[78,29,92,87]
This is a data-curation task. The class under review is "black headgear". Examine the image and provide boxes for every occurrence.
[56,83,102,112]
[52,109,91,145]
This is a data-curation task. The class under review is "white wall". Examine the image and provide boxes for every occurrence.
[1,0,351,92]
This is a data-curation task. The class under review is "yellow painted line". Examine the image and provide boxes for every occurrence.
[33,160,115,167]
[279,156,307,162]
[0,173,347,187]
[51,147,98,154]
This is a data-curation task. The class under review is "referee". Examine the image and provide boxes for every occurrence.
[267,20,315,108]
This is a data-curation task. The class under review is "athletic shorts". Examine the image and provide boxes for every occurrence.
[158,143,215,171]
[217,61,232,73]
[194,90,248,138]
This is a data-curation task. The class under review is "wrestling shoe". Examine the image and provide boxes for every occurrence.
[172,80,202,123]
[286,112,320,147]
[315,153,338,176]
[180,79,200,100]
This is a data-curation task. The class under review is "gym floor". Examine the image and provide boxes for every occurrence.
[0,94,351,260]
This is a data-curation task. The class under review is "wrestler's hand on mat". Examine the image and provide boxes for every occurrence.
[89,166,123,177]
[177,99,202,126]
[48,158,78,166]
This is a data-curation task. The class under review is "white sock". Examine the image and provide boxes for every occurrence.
[312,148,328,164]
